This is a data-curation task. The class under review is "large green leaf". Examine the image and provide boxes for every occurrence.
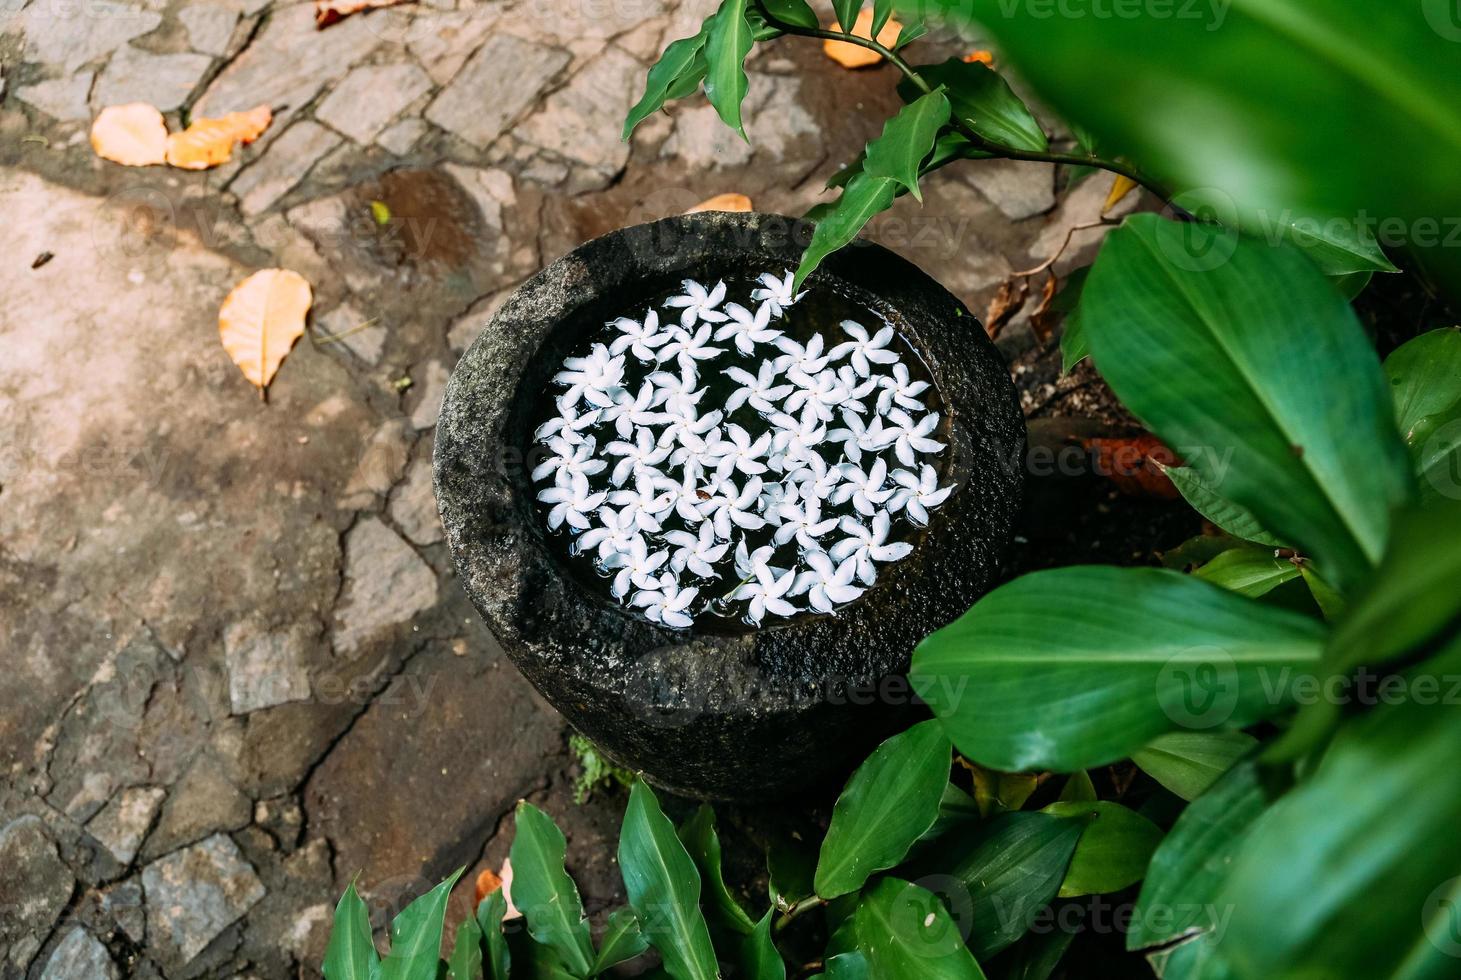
[323,882,379,980]
[1129,759,1267,952]
[619,780,719,980]
[1217,639,1461,979]
[1385,329,1461,441]
[379,870,465,980]
[815,719,952,898]
[448,915,483,980]
[1081,214,1414,591]
[592,908,650,975]
[738,912,786,980]
[679,805,756,935]
[623,28,708,140]
[912,566,1327,772]
[1131,731,1257,802]
[990,929,1075,980]
[847,878,988,979]
[477,890,511,980]
[898,59,1047,153]
[1042,802,1163,898]
[703,0,753,140]
[905,0,1461,283]
[760,0,818,29]
[1161,465,1284,549]
[794,173,897,290]
[510,803,595,977]
[862,89,951,202]
[1193,546,1300,598]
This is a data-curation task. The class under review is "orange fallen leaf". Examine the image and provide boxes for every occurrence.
[473,867,503,909]
[1103,174,1139,214]
[1082,434,1182,498]
[219,269,313,400]
[165,105,272,170]
[91,103,169,166]
[823,9,902,69]
[984,276,1029,339]
[315,0,406,28]
[963,49,994,66]
[686,193,753,214]
[1029,272,1061,343]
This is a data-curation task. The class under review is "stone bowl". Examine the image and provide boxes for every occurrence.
[434,212,1024,800]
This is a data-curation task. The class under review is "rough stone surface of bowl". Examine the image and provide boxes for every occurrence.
[435,212,1024,800]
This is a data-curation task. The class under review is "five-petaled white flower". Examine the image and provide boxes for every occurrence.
[607,471,675,533]
[534,400,601,446]
[699,476,767,539]
[537,472,606,532]
[772,333,830,376]
[791,551,865,614]
[553,343,624,408]
[883,408,945,467]
[731,563,798,625]
[664,521,730,578]
[714,301,781,355]
[605,380,667,438]
[785,367,851,423]
[830,512,915,585]
[707,423,772,480]
[630,575,700,629]
[876,362,931,414]
[576,505,640,560]
[768,409,829,471]
[724,361,793,414]
[832,457,894,516]
[773,497,840,550]
[664,279,729,329]
[891,463,954,526]
[609,310,670,361]
[751,270,805,317]
[605,427,672,487]
[532,435,608,487]
[657,324,724,372]
[831,320,899,377]
[604,535,668,599]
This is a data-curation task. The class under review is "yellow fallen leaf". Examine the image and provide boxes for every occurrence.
[219,269,313,400]
[1103,174,1139,213]
[165,105,273,170]
[91,103,169,166]
[823,9,902,69]
[963,49,994,66]
[685,193,753,214]
[315,0,405,27]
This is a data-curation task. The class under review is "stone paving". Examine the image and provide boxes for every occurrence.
[0,1,1144,976]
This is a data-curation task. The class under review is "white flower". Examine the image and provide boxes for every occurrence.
[664,521,729,578]
[631,575,700,629]
[830,319,899,377]
[883,408,945,467]
[876,362,931,414]
[832,457,893,516]
[714,302,781,355]
[605,428,671,487]
[603,535,669,598]
[553,343,625,409]
[532,435,608,486]
[604,380,667,438]
[791,551,864,613]
[758,478,797,517]
[774,496,840,549]
[751,270,805,318]
[830,512,914,584]
[652,461,712,525]
[790,453,840,501]
[663,279,729,329]
[576,505,640,560]
[658,405,722,463]
[607,472,675,533]
[657,323,724,372]
[699,476,767,539]
[785,367,851,423]
[533,400,601,446]
[835,365,878,411]
[707,422,772,479]
[772,333,830,376]
[725,360,793,414]
[731,563,798,625]
[891,463,954,526]
[537,472,606,531]
[609,310,671,361]
[646,365,705,415]
[734,539,781,580]
[768,408,828,470]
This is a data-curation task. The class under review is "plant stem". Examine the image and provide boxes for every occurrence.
[773,894,824,934]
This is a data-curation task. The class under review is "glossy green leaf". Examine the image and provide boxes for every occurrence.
[1385,329,1461,442]
[767,836,816,908]
[477,890,511,980]
[679,805,755,935]
[1298,565,1346,621]
[912,566,1327,772]
[511,803,595,977]
[623,28,708,139]
[918,782,981,842]
[815,719,952,898]
[703,0,753,140]
[823,951,871,980]
[870,0,893,36]
[593,908,649,974]
[832,0,861,32]
[619,780,719,980]
[1131,731,1257,802]
[894,17,925,47]
[739,912,786,980]
[793,173,896,290]
[1331,269,1373,300]
[379,870,464,980]
[760,0,819,29]
[1081,214,1414,591]
[1162,465,1284,549]
[899,59,1046,152]
[448,915,483,980]
[1058,770,1096,803]
[1219,640,1461,979]
[323,882,378,980]
[991,928,1075,980]
[1043,802,1163,898]
[953,811,1085,960]
[862,89,951,202]
[1193,546,1300,598]
[1129,759,1267,952]
[665,52,708,101]
[848,878,988,979]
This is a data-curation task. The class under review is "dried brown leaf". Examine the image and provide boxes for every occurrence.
[315,0,407,28]
[90,103,169,167]
[219,269,313,399]
[165,105,272,170]
[984,276,1029,339]
[685,192,753,214]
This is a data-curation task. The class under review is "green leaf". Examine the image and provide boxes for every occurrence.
[948,811,1086,961]
[1042,802,1163,898]
[477,891,511,980]
[1081,214,1415,591]
[870,0,893,39]
[815,719,952,899]
[592,908,650,974]
[1192,546,1300,598]
[911,566,1327,772]
[665,52,708,101]
[824,951,871,980]
[1331,269,1373,301]
[862,89,951,202]
[1218,639,1461,979]
[619,780,719,980]
[323,882,379,980]
[760,0,819,29]
[510,803,595,977]
[678,805,755,935]
[848,878,989,979]
[990,929,1075,980]
[448,915,483,980]
[1131,731,1257,802]
[379,870,465,980]
[894,18,926,48]
[918,782,981,842]
[703,0,753,140]
[832,0,861,32]
[1161,464,1284,549]
[898,59,1046,153]
[793,173,897,290]
[767,836,816,908]
[1128,759,1266,952]
[623,28,708,139]
[1057,770,1096,803]
[738,912,786,980]
[1385,328,1461,442]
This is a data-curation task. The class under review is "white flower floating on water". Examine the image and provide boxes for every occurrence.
[532,271,956,627]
